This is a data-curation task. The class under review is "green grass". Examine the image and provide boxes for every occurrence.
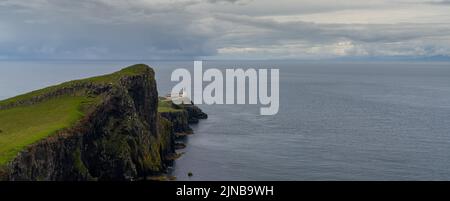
[0,95,95,165]
[158,99,182,113]
[0,64,151,166]
[0,64,151,108]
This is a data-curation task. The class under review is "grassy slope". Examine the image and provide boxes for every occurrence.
[158,98,182,113]
[0,96,93,165]
[0,64,150,166]
[0,64,150,108]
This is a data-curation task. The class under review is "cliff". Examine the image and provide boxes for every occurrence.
[158,98,207,135]
[0,64,206,181]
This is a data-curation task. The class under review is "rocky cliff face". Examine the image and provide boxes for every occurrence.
[184,105,208,124]
[0,65,206,181]
[159,104,208,135]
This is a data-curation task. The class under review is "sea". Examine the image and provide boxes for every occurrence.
[1,60,450,180]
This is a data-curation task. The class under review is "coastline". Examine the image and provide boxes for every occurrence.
[0,64,207,181]
[152,97,208,181]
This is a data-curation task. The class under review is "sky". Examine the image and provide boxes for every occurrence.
[1,0,450,60]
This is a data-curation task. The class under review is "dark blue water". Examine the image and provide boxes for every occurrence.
[1,61,450,180]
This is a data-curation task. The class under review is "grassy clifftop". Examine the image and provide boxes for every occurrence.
[0,96,93,165]
[0,64,150,108]
[158,98,182,113]
[0,64,151,166]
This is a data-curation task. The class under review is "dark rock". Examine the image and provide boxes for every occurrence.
[1,65,207,181]
[159,110,192,134]
[4,66,174,181]
[184,105,208,124]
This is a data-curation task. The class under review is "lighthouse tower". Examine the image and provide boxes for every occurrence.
[180,88,188,98]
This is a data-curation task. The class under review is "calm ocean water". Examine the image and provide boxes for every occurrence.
[1,60,450,180]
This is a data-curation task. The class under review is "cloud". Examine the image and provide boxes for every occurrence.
[215,13,450,42]
[0,0,450,60]
[0,0,218,59]
[210,12,450,58]
[207,0,253,5]
[425,0,450,5]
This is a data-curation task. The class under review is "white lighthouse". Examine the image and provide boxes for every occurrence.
[180,88,188,98]
[168,88,191,105]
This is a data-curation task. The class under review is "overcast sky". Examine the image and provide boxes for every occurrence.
[1,0,450,60]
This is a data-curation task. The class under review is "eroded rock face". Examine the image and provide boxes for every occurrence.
[184,105,208,124]
[159,111,192,134]
[4,67,173,181]
[159,104,208,135]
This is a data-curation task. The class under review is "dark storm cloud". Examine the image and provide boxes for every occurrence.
[0,0,218,59]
